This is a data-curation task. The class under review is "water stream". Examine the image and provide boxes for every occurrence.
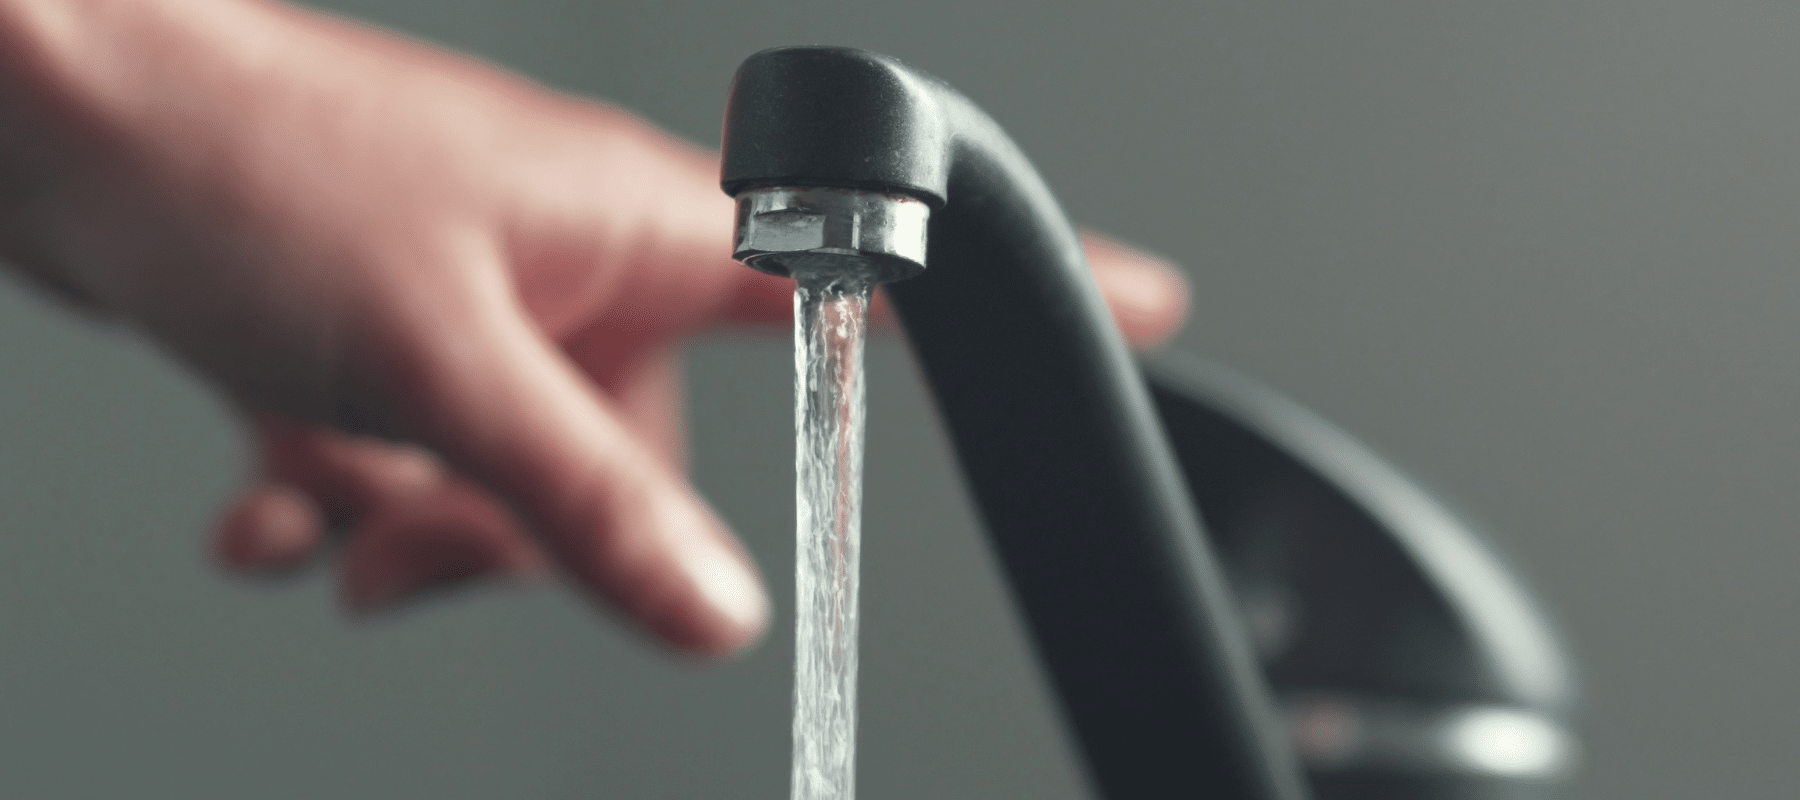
[791,268,877,800]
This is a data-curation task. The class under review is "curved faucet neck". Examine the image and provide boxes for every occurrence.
[723,46,1311,800]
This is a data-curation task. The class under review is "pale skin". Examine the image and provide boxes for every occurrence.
[0,0,1190,657]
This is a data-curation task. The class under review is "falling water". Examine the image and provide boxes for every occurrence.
[791,267,876,800]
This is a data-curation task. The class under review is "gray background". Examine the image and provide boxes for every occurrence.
[0,0,1793,797]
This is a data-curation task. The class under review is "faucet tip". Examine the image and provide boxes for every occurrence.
[732,186,930,284]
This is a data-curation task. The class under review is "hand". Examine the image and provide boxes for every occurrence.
[0,0,1189,656]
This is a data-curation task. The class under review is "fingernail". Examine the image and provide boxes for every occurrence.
[659,491,769,638]
[686,540,768,633]
[215,484,323,573]
[1105,259,1182,311]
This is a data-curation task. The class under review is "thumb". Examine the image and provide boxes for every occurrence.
[373,257,768,656]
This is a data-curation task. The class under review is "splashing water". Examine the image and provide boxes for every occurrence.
[791,268,875,800]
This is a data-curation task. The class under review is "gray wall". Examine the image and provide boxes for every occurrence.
[2,1,1794,796]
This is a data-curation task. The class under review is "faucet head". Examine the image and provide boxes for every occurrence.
[732,186,930,283]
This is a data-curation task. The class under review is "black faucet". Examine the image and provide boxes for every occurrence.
[720,46,1575,800]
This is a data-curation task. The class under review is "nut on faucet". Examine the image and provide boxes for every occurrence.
[732,186,930,283]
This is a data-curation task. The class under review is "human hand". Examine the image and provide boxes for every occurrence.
[0,0,1189,656]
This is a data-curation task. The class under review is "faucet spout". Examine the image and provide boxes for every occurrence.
[723,47,1311,800]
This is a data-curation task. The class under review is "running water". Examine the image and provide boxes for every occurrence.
[791,267,876,800]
